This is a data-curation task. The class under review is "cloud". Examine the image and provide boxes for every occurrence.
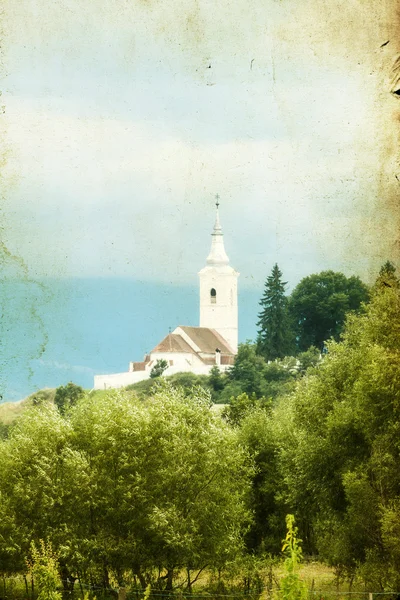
[3,94,377,286]
[34,359,96,375]
[2,0,399,289]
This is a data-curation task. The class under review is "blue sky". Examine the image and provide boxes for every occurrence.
[0,0,399,400]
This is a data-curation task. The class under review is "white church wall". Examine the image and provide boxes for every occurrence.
[94,370,149,390]
[94,353,230,390]
[151,351,217,375]
[199,266,239,352]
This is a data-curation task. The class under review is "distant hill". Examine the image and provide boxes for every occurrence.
[0,388,56,425]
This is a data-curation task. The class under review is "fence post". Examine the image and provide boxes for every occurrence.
[369,593,373,600]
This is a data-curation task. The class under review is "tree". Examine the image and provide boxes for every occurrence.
[226,343,267,398]
[374,260,399,290]
[0,385,253,591]
[0,404,70,574]
[208,365,225,392]
[54,382,84,415]
[288,270,369,351]
[67,384,253,589]
[208,366,226,402]
[222,393,259,427]
[257,264,294,360]
[238,407,285,553]
[276,283,400,587]
[150,358,169,378]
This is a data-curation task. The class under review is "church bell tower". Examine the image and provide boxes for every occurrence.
[198,199,239,353]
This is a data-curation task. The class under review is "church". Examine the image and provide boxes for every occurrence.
[94,204,239,390]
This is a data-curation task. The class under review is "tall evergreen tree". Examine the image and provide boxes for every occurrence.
[375,260,399,289]
[256,264,293,360]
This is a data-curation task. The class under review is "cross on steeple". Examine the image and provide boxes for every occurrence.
[215,194,220,209]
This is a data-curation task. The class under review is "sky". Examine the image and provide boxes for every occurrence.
[0,0,400,400]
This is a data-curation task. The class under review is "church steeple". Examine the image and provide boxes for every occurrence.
[198,198,239,353]
[206,198,230,266]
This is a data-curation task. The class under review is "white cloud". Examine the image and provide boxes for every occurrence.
[34,359,95,375]
[3,94,376,286]
[2,0,398,288]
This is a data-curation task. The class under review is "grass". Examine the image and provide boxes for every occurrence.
[0,388,56,424]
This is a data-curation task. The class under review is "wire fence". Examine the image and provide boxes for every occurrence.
[2,580,400,600]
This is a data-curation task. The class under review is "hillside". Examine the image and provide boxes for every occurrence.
[0,388,56,425]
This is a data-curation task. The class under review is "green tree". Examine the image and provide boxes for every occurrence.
[238,407,285,553]
[54,382,84,415]
[150,358,169,378]
[374,260,399,290]
[288,270,369,351]
[262,361,297,400]
[226,343,267,398]
[222,393,259,426]
[126,371,210,399]
[208,365,225,392]
[296,346,321,374]
[257,264,294,360]
[66,384,253,589]
[0,404,70,573]
[0,386,253,590]
[276,283,400,587]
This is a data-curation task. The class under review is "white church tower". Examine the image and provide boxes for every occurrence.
[198,199,239,353]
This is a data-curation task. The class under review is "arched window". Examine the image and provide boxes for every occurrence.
[210,288,217,304]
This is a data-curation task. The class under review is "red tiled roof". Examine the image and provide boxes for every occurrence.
[151,334,194,354]
[132,361,147,372]
[178,326,234,354]
[148,327,235,368]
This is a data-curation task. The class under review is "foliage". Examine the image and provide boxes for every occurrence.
[288,270,369,351]
[374,260,399,291]
[125,377,157,398]
[27,540,62,600]
[0,403,70,572]
[222,393,262,427]
[257,264,294,361]
[166,371,210,394]
[0,385,253,590]
[275,284,400,587]
[275,515,308,600]
[126,371,210,399]
[54,382,84,415]
[226,343,269,398]
[149,358,169,378]
[221,344,302,404]
[296,346,320,374]
[238,408,285,553]
[0,421,10,439]
[208,365,226,400]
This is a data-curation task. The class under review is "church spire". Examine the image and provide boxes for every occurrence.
[206,195,230,266]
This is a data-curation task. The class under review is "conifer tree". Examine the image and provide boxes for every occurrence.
[375,260,399,289]
[256,264,293,360]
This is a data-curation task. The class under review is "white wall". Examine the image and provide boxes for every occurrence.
[94,370,149,389]
[93,351,231,390]
[199,264,239,352]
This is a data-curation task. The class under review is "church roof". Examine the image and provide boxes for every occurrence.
[149,326,235,359]
[151,333,195,354]
[179,326,234,355]
[206,205,230,266]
